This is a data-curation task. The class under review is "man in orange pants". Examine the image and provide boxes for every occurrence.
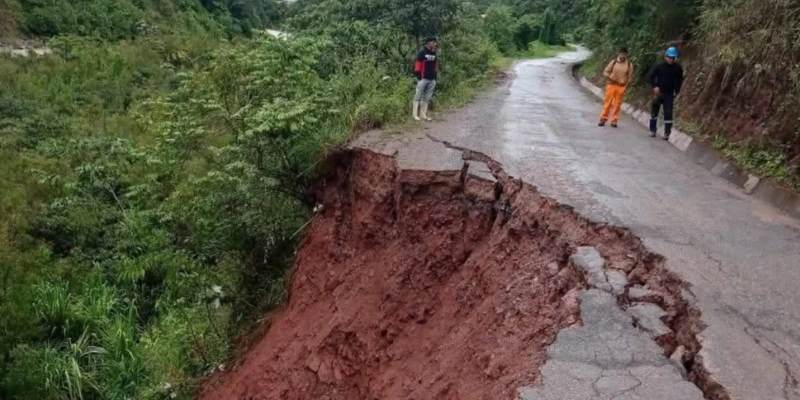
[599,48,633,128]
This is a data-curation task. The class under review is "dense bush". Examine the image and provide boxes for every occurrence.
[9,0,286,39]
[576,0,698,84]
[0,0,22,37]
[286,0,460,38]
[0,1,499,398]
[483,2,566,57]
[682,0,800,185]
[484,4,515,55]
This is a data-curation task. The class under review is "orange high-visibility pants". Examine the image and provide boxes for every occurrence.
[600,84,627,123]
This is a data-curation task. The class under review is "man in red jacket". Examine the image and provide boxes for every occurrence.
[413,37,440,121]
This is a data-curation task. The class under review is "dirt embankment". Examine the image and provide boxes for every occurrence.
[200,148,724,400]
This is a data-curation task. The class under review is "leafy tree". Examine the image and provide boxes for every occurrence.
[484,4,516,55]
[513,14,542,51]
[15,0,285,39]
[0,1,498,397]
[288,0,460,38]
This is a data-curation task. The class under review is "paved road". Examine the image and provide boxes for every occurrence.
[519,290,703,400]
[413,47,800,399]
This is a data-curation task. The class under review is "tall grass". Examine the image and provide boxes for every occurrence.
[523,41,573,59]
[674,0,800,187]
[0,7,499,398]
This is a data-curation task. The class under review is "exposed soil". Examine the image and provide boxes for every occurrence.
[200,147,727,400]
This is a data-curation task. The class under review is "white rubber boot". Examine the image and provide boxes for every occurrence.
[412,101,421,121]
[420,102,432,121]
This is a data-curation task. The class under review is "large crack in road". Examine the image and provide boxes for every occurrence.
[201,146,728,399]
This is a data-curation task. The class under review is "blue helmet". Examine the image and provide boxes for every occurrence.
[666,47,679,58]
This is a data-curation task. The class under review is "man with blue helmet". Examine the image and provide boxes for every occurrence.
[648,46,684,139]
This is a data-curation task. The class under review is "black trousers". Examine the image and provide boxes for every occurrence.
[650,93,675,135]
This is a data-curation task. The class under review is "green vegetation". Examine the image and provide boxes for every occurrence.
[524,42,572,59]
[684,0,800,189]
[500,0,800,189]
[479,0,576,59]
[482,2,568,57]
[0,1,502,398]
[3,0,285,38]
[4,0,796,397]
[717,140,792,182]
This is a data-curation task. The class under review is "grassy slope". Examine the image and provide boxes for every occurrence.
[0,4,500,398]
[0,0,21,39]
[524,42,573,59]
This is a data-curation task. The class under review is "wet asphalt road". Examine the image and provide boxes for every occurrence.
[418,47,800,399]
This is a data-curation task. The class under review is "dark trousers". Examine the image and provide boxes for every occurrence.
[650,93,675,135]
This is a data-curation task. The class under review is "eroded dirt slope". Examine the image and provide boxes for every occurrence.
[200,148,714,400]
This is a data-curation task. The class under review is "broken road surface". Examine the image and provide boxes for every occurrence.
[202,146,708,400]
[203,47,800,400]
[518,290,703,400]
[368,46,800,399]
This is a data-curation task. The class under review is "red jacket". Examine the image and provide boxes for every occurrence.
[415,46,440,80]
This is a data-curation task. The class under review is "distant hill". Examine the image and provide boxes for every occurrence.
[0,0,286,41]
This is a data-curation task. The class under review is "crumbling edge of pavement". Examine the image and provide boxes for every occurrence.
[570,63,800,221]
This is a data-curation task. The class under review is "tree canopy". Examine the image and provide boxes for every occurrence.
[0,1,498,398]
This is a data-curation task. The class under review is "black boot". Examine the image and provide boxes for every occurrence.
[649,118,657,137]
[598,120,606,127]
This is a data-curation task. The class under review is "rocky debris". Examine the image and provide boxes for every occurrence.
[518,290,704,400]
[465,160,497,183]
[570,247,628,294]
[606,270,628,295]
[627,302,673,339]
[571,246,606,271]
[546,262,560,276]
[629,285,655,300]
[570,247,614,293]
[671,345,688,378]
[465,161,498,201]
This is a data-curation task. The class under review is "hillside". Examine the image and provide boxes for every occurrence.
[0,0,285,40]
[7,0,797,398]
[0,0,499,398]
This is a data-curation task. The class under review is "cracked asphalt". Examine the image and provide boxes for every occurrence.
[352,130,704,398]
[518,290,703,400]
[358,46,800,399]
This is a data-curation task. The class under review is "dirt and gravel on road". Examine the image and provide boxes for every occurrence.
[200,147,721,400]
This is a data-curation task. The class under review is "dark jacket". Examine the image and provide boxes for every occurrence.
[415,46,439,80]
[649,62,684,96]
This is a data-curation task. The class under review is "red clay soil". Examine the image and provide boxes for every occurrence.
[200,148,715,400]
